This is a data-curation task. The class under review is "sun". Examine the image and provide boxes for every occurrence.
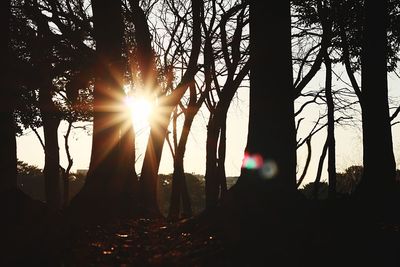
[124,96,153,129]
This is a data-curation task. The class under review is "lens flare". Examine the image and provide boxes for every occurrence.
[261,159,278,179]
[242,153,264,170]
[242,153,278,179]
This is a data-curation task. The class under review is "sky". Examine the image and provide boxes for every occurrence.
[13,0,399,189]
[16,68,400,187]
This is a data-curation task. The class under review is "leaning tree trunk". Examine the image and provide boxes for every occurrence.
[0,0,17,194]
[359,0,396,197]
[313,139,328,199]
[139,108,172,217]
[139,0,202,217]
[62,121,73,208]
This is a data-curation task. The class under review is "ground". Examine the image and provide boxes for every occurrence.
[2,189,400,266]
[64,218,227,266]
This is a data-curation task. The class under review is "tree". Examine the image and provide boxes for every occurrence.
[318,0,337,199]
[239,0,296,191]
[203,2,250,209]
[71,0,138,219]
[10,0,97,210]
[17,160,42,176]
[358,0,397,198]
[137,0,202,217]
[168,83,204,220]
[0,0,17,194]
[226,2,299,265]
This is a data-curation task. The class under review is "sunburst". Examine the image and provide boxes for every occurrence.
[124,95,153,130]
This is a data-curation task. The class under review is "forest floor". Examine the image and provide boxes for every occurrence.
[2,189,400,266]
[63,217,228,266]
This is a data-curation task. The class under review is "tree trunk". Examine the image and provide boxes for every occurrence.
[313,139,328,199]
[119,119,139,200]
[205,107,228,208]
[217,113,227,198]
[180,170,192,218]
[168,113,195,220]
[39,77,62,210]
[324,54,336,199]
[138,0,202,217]
[0,0,17,194]
[62,121,73,208]
[359,0,396,197]
[72,0,137,219]
[169,82,202,220]
[241,0,296,192]
[297,137,312,188]
[139,107,171,216]
[169,156,185,220]
[205,75,249,208]
[205,114,220,209]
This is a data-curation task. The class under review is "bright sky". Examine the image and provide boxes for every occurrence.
[17,70,400,187]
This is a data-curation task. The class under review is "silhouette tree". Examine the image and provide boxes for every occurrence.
[0,0,17,195]
[309,0,337,199]
[318,0,337,199]
[238,0,296,191]
[292,0,351,192]
[137,0,202,217]
[71,0,138,219]
[137,0,205,220]
[358,0,397,198]
[203,2,250,209]
[224,2,300,265]
[167,81,207,220]
[11,0,96,210]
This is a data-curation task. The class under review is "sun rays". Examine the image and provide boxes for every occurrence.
[124,95,153,130]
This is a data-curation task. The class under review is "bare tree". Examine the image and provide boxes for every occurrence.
[203,1,250,209]
[127,0,202,217]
